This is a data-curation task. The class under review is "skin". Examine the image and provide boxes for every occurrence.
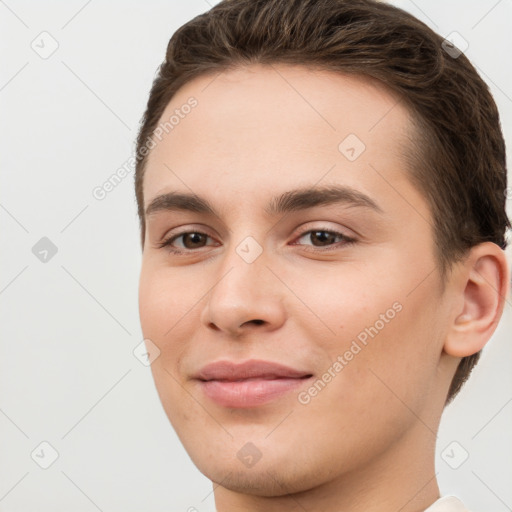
[138,64,509,512]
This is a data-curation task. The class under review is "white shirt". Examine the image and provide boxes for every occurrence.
[425,496,470,511]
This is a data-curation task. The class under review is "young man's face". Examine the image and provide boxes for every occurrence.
[138,65,459,498]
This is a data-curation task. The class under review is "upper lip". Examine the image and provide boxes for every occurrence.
[195,359,313,382]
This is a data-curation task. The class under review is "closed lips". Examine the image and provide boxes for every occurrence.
[195,359,314,408]
[195,359,313,382]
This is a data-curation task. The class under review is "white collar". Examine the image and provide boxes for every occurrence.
[424,496,469,512]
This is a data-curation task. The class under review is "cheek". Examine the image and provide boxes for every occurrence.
[293,304,435,459]
[304,265,440,405]
[138,265,201,398]
[138,264,195,340]
[138,265,195,418]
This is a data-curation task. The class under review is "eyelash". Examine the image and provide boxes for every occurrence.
[156,227,356,255]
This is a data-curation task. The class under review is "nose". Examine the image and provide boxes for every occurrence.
[199,245,286,338]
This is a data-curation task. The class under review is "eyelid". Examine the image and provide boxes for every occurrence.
[292,223,355,240]
[158,223,217,242]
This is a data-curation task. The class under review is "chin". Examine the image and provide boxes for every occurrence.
[199,462,317,497]
[188,443,331,498]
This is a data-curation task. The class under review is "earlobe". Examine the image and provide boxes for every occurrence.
[444,242,510,358]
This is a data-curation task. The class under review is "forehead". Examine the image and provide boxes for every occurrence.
[143,64,415,211]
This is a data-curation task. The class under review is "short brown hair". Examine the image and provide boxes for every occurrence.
[134,0,509,405]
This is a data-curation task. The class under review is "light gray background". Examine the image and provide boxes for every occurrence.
[1,1,511,510]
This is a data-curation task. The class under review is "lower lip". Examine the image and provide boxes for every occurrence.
[198,377,311,408]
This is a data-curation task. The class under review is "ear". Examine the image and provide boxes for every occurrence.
[444,242,510,358]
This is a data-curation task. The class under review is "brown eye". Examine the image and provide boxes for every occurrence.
[292,228,356,252]
[309,230,339,246]
[296,229,345,247]
[180,232,208,249]
[158,231,216,253]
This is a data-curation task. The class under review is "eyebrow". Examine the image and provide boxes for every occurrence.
[145,184,383,218]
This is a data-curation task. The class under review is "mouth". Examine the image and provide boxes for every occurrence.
[194,359,313,408]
